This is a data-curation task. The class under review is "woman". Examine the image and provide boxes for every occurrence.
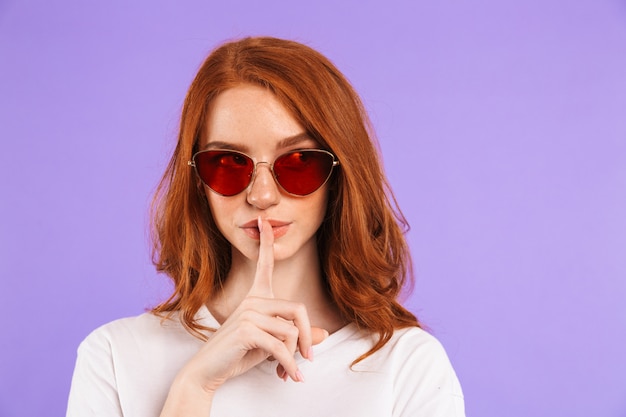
[67,36,465,417]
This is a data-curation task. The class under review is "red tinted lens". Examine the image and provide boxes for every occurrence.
[273,150,335,195]
[194,150,254,196]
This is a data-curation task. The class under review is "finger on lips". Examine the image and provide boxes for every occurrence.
[247,216,275,298]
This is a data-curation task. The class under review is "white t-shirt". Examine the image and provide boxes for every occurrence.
[67,306,465,416]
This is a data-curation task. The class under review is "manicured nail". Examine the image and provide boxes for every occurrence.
[257,216,263,232]
[295,370,305,382]
[307,347,314,362]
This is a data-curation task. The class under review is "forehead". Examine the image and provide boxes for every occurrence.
[201,84,313,152]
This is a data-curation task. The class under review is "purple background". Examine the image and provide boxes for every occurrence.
[1,1,625,416]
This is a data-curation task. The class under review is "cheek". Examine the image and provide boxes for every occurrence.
[310,187,330,224]
[205,188,235,230]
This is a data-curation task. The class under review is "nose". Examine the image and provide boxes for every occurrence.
[246,162,281,209]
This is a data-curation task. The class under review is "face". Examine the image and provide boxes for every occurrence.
[200,84,330,263]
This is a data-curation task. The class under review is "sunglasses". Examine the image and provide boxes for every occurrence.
[188,149,340,196]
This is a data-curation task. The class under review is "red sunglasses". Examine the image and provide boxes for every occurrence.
[189,149,340,196]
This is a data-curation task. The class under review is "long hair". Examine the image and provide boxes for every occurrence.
[151,37,419,363]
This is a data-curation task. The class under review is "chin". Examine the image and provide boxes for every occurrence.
[268,242,294,262]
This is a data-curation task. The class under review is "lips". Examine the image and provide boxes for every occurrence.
[241,219,291,240]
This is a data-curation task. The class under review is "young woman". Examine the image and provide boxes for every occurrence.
[67,37,465,417]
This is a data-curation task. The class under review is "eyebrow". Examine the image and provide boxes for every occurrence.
[202,132,317,151]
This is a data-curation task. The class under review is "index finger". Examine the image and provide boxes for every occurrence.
[247,216,274,298]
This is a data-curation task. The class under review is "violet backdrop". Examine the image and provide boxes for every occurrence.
[1,0,625,416]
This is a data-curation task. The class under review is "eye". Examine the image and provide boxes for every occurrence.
[294,152,310,162]
[218,152,249,167]
[280,151,311,167]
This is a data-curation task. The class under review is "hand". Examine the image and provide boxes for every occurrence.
[249,217,329,381]
[176,217,328,393]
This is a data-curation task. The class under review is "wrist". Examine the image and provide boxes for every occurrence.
[160,373,217,417]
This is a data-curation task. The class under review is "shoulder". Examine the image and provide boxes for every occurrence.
[397,327,465,416]
[95,310,188,332]
[356,326,466,417]
[77,311,203,362]
[68,313,170,416]
[391,325,444,347]
[68,312,205,416]
[81,312,182,341]
[329,324,453,369]
[355,326,451,368]
[389,327,461,382]
[390,326,452,362]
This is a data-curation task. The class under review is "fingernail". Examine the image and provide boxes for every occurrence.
[307,347,314,362]
[257,216,263,232]
[295,370,305,382]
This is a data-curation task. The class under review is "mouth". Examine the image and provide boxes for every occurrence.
[241,219,291,240]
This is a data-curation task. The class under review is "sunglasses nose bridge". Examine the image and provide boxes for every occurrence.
[246,160,281,208]
[251,161,275,181]
[252,161,279,185]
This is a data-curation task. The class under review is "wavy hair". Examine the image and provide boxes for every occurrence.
[151,37,419,363]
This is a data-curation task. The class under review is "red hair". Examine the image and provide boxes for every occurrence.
[151,37,419,363]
